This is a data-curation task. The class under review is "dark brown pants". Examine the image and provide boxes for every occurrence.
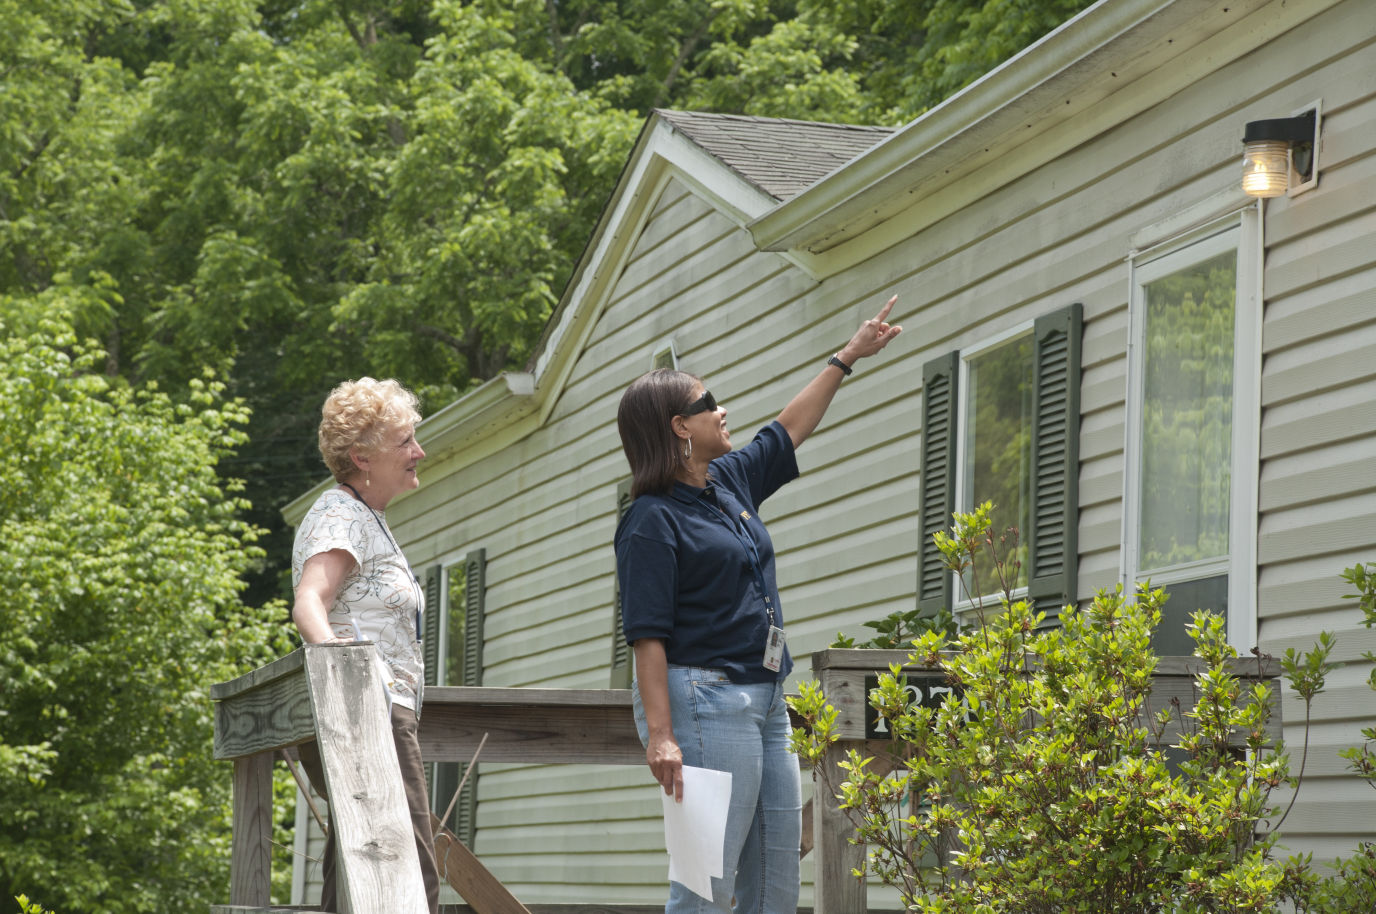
[297,703,440,914]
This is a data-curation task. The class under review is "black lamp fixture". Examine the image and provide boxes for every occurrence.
[1242,105,1320,198]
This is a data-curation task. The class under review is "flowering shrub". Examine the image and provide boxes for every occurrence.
[790,502,1347,913]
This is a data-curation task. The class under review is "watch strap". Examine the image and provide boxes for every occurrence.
[827,354,853,376]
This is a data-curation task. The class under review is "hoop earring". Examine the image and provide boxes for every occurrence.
[682,437,693,461]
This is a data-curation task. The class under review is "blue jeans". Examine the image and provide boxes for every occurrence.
[634,666,802,914]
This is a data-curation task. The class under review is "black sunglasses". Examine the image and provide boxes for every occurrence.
[679,390,717,416]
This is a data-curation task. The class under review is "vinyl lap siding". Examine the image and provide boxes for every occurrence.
[1254,11,1376,862]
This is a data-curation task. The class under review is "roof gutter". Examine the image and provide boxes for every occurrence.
[746,0,1296,260]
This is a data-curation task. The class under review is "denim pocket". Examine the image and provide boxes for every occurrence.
[686,666,730,686]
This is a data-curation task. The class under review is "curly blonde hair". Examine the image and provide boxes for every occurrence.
[318,378,422,482]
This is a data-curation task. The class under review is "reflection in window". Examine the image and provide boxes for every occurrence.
[962,335,1033,600]
[445,563,467,687]
[1139,250,1236,571]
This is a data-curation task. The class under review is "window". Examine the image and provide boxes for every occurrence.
[652,339,678,370]
[957,332,1034,602]
[1124,212,1261,653]
[919,304,1082,623]
[422,549,486,845]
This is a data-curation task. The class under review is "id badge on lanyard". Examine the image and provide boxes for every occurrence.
[763,624,786,672]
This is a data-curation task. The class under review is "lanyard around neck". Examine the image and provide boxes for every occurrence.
[694,489,776,627]
[341,482,400,553]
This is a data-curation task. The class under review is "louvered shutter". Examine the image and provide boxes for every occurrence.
[453,549,485,845]
[422,565,442,687]
[461,549,485,688]
[609,478,634,688]
[918,352,959,616]
[1027,303,1083,625]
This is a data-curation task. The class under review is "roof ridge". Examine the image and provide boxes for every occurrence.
[653,107,895,133]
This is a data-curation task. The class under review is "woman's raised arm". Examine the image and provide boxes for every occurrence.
[776,295,902,449]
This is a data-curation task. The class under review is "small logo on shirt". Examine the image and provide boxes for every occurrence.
[740,510,751,521]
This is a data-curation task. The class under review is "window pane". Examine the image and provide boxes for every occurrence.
[445,564,467,687]
[433,761,461,831]
[1151,575,1228,655]
[962,336,1033,599]
[1139,250,1236,571]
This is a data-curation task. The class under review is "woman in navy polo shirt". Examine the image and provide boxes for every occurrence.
[615,296,902,913]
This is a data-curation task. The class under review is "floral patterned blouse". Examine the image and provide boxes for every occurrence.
[292,488,425,710]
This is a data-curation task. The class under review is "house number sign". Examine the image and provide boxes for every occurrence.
[863,673,962,739]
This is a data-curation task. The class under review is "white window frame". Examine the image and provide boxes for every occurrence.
[952,321,1036,617]
[652,337,679,370]
[1121,206,1262,652]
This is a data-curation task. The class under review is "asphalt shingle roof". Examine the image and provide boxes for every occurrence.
[655,109,896,202]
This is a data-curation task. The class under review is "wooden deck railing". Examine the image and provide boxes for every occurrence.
[211,644,662,914]
[213,645,1276,913]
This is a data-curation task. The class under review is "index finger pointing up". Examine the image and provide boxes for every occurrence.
[874,294,897,323]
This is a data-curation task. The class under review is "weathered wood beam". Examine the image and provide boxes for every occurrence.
[214,649,317,760]
[303,643,428,914]
[431,814,531,914]
[810,648,1283,745]
[230,752,274,909]
[418,687,642,765]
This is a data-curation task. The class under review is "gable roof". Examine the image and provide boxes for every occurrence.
[653,110,896,202]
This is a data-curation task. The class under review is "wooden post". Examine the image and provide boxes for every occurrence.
[810,649,913,914]
[229,751,273,908]
[812,744,866,914]
[303,643,428,914]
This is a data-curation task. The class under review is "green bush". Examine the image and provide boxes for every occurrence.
[790,502,1347,913]
[0,317,293,912]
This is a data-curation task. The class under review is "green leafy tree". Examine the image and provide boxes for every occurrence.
[0,314,290,913]
[801,0,1098,122]
[334,0,640,387]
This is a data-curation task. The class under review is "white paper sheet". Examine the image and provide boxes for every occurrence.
[660,765,732,902]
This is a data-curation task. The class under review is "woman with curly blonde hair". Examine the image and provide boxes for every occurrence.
[292,377,439,914]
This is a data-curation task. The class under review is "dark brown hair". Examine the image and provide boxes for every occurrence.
[617,369,701,498]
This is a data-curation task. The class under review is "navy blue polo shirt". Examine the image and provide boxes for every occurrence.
[615,420,799,683]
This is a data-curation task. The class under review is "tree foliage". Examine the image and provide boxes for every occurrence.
[1,3,1100,908]
[792,502,1333,913]
[0,314,291,912]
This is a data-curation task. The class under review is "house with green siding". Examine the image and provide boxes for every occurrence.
[285,0,1376,905]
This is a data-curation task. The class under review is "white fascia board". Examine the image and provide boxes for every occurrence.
[747,0,1337,274]
[415,370,536,459]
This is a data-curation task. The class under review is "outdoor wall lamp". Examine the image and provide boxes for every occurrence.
[1242,104,1320,198]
